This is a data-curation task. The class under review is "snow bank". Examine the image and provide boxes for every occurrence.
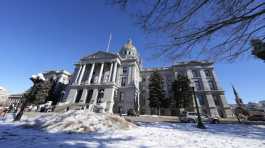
[0,113,16,122]
[21,110,136,133]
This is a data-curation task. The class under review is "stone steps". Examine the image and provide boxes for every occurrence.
[54,103,92,112]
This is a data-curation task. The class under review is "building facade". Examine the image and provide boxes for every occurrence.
[140,61,233,118]
[64,40,140,114]
[63,40,232,117]
[42,70,71,104]
[8,94,23,106]
[0,86,9,106]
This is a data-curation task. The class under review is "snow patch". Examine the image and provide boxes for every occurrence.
[21,110,136,133]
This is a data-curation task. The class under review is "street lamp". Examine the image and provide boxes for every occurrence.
[191,86,206,129]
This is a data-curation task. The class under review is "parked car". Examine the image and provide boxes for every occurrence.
[179,112,220,124]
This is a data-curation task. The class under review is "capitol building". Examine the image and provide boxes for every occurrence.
[63,40,232,118]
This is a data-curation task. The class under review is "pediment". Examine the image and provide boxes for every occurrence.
[81,51,119,60]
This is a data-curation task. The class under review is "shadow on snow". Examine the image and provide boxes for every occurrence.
[137,122,265,140]
[0,123,135,148]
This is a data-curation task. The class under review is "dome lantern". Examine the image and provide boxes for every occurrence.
[119,39,139,59]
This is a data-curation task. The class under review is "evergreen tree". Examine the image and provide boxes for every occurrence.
[46,79,59,105]
[172,75,193,114]
[148,71,166,115]
[161,97,171,108]
[14,77,53,121]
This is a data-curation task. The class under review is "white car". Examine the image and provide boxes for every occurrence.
[179,112,220,124]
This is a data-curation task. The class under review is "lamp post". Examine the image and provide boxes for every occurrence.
[191,86,205,129]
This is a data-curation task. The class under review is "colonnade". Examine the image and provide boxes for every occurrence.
[73,61,118,85]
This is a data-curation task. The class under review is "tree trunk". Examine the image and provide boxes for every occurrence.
[14,100,28,121]
[235,114,242,123]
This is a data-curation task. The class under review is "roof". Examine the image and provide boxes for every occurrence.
[43,70,71,76]
[142,60,213,72]
[174,60,213,66]
[80,51,120,61]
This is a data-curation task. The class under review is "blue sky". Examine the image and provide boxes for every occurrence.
[0,0,264,104]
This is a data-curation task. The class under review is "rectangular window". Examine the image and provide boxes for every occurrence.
[208,80,216,90]
[204,70,212,77]
[121,77,127,86]
[192,70,200,78]
[119,92,124,102]
[123,67,128,74]
[178,70,186,76]
[197,94,205,105]
[194,80,202,90]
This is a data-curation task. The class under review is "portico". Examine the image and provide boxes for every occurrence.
[65,51,121,113]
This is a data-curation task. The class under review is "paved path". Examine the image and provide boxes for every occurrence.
[125,115,265,125]
[124,115,179,123]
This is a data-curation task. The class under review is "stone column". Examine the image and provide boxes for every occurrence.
[174,72,178,80]
[132,65,136,86]
[219,94,233,118]
[108,62,113,82]
[98,62,105,84]
[186,69,193,79]
[78,64,86,84]
[88,89,98,112]
[88,63,95,84]
[128,65,132,84]
[80,89,88,103]
[66,89,78,103]
[206,94,219,117]
[104,88,115,113]
[74,65,82,84]
[112,61,118,82]
[200,69,210,90]
[186,69,194,88]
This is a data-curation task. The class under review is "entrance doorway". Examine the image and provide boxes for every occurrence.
[86,89,93,103]
[75,89,83,103]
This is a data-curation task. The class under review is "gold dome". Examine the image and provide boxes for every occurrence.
[119,39,138,58]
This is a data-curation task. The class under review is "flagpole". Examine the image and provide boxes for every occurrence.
[106,33,112,52]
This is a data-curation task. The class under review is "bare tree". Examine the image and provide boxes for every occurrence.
[110,0,265,61]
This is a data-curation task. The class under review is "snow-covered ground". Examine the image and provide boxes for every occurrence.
[0,112,265,148]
